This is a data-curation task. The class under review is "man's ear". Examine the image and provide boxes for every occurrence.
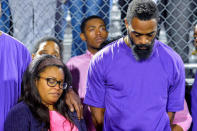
[80,33,86,41]
[124,18,129,29]
[32,54,35,59]
[106,31,109,38]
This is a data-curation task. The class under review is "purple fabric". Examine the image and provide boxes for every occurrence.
[84,38,185,131]
[191,72,197,131]
[0,32,31,131]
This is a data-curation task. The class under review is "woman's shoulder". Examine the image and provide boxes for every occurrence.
[10,101,31,112]
[8,101,30,115]
[5,101,47,131]
[5,101,32,122]
[4,101,32,130]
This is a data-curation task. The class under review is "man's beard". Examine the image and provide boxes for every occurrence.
[128,34,155,61]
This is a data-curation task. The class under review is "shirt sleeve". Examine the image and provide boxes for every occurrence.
[173,100,192,131]
[84,55,106,108]
[191,72,197,130]
[167,57,185,112]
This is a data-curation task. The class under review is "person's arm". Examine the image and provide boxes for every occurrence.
[168,112,184,131]
[84,50,108,131]
[65,88,83,119]
[90,106,105,131]
[167,55,185,130]
[171,124,183,131]
[172,100,192,131]
[168,112,175,126]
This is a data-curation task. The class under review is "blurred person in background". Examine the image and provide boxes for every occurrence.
[7,0,60,52]
[189,24,197,63]
[55,0,112,56]
[157,0,191,63]
[0,0,11,34]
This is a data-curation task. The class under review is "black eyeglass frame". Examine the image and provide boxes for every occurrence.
[38,76,68,90]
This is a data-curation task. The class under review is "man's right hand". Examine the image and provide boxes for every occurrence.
[90,106,105,131]
[171,124,184,131]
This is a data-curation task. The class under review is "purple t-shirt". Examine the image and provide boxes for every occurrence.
[191,72,197,131]
[0,32,31,131]
[84,38,185,131]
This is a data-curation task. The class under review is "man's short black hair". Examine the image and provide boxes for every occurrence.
[80,15,106,33]
[99,36,122,50]
[126,0,159,24]
[33,37,64,59]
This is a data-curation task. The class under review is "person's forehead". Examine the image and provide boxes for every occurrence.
[130,17,157,33]
[85,18,105,28]
[38,41,59,51]
[41,66,63,77]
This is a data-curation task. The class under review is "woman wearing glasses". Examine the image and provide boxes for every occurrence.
[4,55,86,131]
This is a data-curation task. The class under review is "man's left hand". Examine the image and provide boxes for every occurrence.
[65,88,83,119]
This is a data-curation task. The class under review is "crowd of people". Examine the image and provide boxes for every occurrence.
[1,0,197,131]
[0,0,196,59]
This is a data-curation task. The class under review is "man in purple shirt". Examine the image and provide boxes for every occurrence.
[0,31,32,131]
[84,0,185,130]
[191,72,197,130]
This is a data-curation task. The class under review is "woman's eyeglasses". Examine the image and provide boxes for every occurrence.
[38,76,67,89]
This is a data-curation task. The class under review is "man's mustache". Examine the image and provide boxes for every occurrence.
[134,44,152,50]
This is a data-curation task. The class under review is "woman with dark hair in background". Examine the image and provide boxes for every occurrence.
[4,55,86,131]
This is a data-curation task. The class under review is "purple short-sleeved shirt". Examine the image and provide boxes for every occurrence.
[191,72,197,131]
[0,32,31,131]
[84,38,185,131]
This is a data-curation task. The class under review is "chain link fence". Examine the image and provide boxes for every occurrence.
[0,0,197,63]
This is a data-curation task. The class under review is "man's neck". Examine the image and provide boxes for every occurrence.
[87,48,98,55]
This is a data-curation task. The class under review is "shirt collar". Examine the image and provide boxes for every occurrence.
[86,50,94,58]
